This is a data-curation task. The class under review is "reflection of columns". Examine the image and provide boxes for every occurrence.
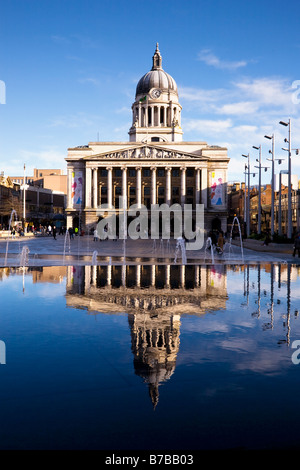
[122,167,127,209]
[166,167,171,205]
[201,168,207,208]
[85,167,92,208]
[93,168,98,209]
[136,167,142,208]
[151,167,156,205]
[107,167,112,208]
[196,168,201,205]
[180,167,186,207]
[85,266,91,292]
[92,265,97,286]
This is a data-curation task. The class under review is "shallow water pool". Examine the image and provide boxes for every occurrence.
[0,263,300,450]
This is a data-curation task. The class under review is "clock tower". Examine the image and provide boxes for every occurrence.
[129,44,183,143]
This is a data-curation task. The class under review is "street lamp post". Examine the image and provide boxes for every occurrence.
[242,154,256,237]
[264,134,275,238]
[242,154,251,237]
[279,119,292,239]
[23,163,26,232]
[253,145,269,235]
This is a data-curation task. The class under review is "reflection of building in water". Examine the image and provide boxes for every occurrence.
[128,312,180,409]
[66,264,228,314]
[65,263,227,408]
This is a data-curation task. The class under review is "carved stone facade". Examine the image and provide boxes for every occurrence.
[65,44,230,234]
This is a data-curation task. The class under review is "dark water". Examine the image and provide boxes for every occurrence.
[0,263,300,450]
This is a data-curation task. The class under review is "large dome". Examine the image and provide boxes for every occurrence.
[135,44,178,97]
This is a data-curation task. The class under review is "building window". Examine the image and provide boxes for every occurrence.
[172,187,179,196]
[114,169,122,177]
[158,187,165,196]
[130,187,136,196]
[101,186,107,195]
[101,169,108,177]
[115,186,122,195]
[151,137,159,142]
[129,169,136,177]
[172,168,180,177]
[187,168,194,177]
[143,168,150,177]
[144,187,150,196]
[187,187,194,196]
[157,168,165,177]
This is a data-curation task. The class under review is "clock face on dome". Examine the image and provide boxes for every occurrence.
[151,88,161,99]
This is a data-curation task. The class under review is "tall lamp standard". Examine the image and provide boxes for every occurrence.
[279,119,292,239]
[253,145,269,235]
[264,134,275,238]
[242,154,256,237]
[23,163,26,232]
[265,134,285,238]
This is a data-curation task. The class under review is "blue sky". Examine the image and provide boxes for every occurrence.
[1,0,300,184]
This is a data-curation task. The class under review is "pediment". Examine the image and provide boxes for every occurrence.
[84,143,205,161]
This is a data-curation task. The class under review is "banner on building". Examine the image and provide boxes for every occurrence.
[71,171,83,207]
[210,171,224,206]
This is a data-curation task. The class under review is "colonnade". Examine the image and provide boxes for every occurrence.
[78,165,207,210]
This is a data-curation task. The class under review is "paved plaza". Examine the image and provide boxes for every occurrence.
[0,232,299,267]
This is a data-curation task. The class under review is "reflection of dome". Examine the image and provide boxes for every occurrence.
[128,312,180,410]
[135,43,178,97]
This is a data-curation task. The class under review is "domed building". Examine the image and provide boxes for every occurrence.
[65,44,229,235]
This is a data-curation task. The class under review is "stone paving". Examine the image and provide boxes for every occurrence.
[0,232,299,266]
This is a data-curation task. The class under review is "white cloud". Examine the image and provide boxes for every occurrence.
[198,49,247,70]
[184,118,232,134]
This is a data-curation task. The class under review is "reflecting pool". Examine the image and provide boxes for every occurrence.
[0,263,300,450]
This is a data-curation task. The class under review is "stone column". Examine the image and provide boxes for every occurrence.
[180,167,186,207]
[151,264,156,287]
[196,168,201,205]
[122,167,127,209]
[201,168,208,208]
[136,264,141,287]
[136,167,142,208]
[166,167,171,205]
[107,167,112,209]
[151,167,156,205]
[164,106,167,127]
[85,167,92,208]
[93,168,98,209]
[67,167,73,208]
[138,102,141,127]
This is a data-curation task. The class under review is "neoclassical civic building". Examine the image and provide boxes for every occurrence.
[65,44,229,234]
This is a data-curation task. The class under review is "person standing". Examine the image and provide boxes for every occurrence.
[52,225,57,240]
[293,233,300,257]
